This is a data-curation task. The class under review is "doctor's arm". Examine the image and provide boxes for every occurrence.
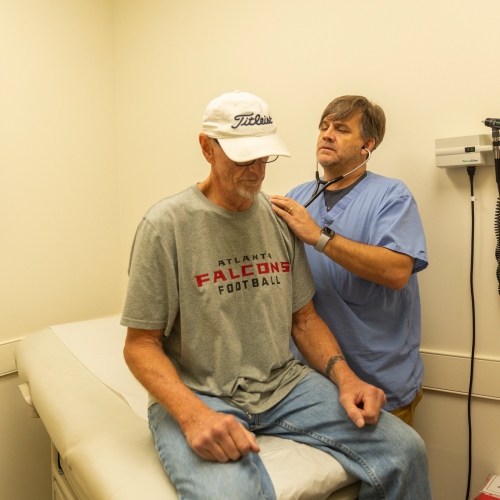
[291,301,386,427]
[270,195,414,290]
[123,327,259,462]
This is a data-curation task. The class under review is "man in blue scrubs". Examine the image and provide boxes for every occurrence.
[271,95,428,426]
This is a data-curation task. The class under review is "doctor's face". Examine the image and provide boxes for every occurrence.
[316,112,366,170]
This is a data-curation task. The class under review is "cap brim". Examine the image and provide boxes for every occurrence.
[217,134,290,162]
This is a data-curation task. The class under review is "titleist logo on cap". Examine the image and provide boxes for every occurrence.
[201,91,290,162]
[232,113,273,129]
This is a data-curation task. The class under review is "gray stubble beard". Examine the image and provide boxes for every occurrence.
[237,181,263,199]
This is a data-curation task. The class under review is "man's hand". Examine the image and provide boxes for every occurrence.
[124,328,259,463]
[182,407,260,462]
[270,195,320,246]
[337,371,387,428]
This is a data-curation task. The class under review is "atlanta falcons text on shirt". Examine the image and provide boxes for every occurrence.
[194,252,290,295]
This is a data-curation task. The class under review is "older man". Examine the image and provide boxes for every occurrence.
[271,95,428,427]
[121,91,431,499]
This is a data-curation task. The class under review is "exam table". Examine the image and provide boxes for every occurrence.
[14,316,360,500]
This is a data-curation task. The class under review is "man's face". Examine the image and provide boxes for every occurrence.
[212,142,267,199]
[316,112,366,170]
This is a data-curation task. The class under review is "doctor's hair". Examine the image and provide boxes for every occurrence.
[319,95,386,150]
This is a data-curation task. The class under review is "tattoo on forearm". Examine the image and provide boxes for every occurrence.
[325,356,346,379]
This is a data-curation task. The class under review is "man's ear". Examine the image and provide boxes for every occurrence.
[199,133,215,163]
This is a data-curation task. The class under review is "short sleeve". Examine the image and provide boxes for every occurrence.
[290,233,316,313]
[121,218,179,332]
[370,193,428,274]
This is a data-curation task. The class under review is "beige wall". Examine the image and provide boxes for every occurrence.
[113,0,500,355]
[113,0,500,359]
[0,0,120,498]
[113,1,500,498]
[1,0,500,499]
[0,0,122,342]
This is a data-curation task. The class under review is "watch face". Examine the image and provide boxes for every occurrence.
[323,227,334,237]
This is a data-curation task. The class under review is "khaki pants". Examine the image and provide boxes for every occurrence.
[389,387,423,427]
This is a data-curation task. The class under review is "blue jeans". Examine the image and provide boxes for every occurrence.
[149,372,432,500]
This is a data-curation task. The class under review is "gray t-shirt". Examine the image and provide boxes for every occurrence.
[121,185,315,413]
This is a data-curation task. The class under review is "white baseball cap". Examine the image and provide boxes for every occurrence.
[202,90,291,162]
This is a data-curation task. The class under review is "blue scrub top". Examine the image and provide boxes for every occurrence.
[288,171,428,410]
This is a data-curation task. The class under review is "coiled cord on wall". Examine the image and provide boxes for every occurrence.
[495,197,500,294]
[465,166,476,500]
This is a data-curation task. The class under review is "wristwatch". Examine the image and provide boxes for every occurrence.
[314,227,335,252]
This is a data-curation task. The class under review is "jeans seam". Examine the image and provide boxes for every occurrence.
[274,419,386,499]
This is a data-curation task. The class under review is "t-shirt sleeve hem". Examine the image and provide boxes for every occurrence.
[120,316,167,331]
[291,285,316,314]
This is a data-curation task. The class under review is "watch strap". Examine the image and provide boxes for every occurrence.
[314,230,335,252]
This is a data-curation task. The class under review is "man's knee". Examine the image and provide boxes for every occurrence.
[408,428,428,464]
[388,414,428,465]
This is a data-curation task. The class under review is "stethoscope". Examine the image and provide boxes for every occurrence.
[303,147,372,208]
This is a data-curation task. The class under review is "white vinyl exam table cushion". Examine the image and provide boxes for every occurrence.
[14,316,360,500]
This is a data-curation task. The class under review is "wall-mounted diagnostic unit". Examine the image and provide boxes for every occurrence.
[435,134,493,168]
[436,128,500,296]
[436,122,500,500]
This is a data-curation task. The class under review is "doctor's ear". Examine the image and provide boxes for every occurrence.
[361,138,376,154]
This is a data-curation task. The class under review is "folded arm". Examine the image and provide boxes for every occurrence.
[291,301,386,427]
[124,327,259,462]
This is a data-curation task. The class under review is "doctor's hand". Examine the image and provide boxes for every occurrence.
[336,369,387,428]
[270,195,320,246]
[182,407,260,463]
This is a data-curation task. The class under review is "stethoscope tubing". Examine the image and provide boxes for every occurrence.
[303,148,371,208]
